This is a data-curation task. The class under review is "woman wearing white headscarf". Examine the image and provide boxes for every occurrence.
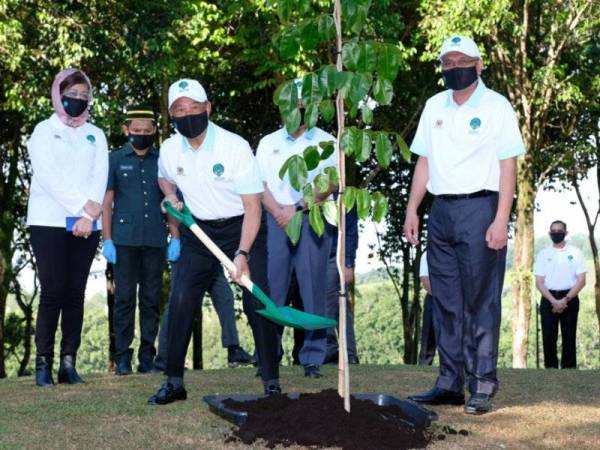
[27,68,108,386]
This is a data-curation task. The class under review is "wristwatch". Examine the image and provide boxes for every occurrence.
[295,201,304,212]
[234,249,250,261]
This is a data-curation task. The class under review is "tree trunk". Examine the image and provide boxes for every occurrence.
[0,265,7,378]
[511,157,536,368]
[18,307,33,376]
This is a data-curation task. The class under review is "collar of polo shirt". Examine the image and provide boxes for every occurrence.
[284,126,316,142]
[446,78,487,108]
[181,121,215,153]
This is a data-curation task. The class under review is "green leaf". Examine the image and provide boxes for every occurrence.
[277,0,293,21]
[377,44,401,81]
[304,101,319,130]
[319,141,335,160]
[275,80,298,111]
[342,0,371,33]
[375,132,393,168]
[357,41,377,73]
[343,186,357,210]
[356,189,371,220]
[342,41,360,71]
[286,211,303,245]
[335,71,352,91]
[278,157,290,181]
[372,192,388,223]
[324,166,339,185]
[308,204,325,237]
[356,130,372,162]
[303,184,315,208]
[348,73,371,106]
[300,19,320,50]
[302,73,322,104]
[361,105,373,124]
[303,145,320,171]
[322,200,338,226]
[319,65,338,97]
[284,107,301,134]
[396,133,411,163]
[314,172,330,193]
[279,28,300,59]
[286,154,308,191]
[317,15,336,42]
[340,128,353,156]
[319,100,335,122]
[372,78,394,105]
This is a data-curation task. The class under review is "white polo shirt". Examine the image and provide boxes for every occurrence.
[534,243,587,290]
[410,80,526,195]
[256,127,336,205]
[419,251,429,278]
[158,122,263,220]
[26,113,109,228]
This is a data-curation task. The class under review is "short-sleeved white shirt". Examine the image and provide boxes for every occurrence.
[158,122,263,220]
[410,80,526,195]
[256,127,336,205]
[419,251,429,278]
[534,243,587,290]
[26,114,109,228]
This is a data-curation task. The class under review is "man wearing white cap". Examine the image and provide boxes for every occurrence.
[148,79,280,404]
[403,36,525,414]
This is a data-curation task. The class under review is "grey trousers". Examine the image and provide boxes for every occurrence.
[428,193,506,395]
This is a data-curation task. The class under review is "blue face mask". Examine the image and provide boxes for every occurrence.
[61,96,88,117]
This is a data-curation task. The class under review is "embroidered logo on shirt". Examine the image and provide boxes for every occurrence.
[469,117,482,134]
[213,163,225,178]
[177,166,185,176]
[178,81,189,91]
[273,148,280,154]
[53,134,62,140]
[86,134,96,144]
[568,255,574,261]
[434,119,443,129]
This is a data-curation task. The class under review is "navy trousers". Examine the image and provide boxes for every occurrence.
[165,215,278,382]
[428,193,505,395]
[267,213,331,366]
[418,294,436,365]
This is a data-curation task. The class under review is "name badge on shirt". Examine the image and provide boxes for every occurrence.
[120,165,134,170]
[177,166,185,176]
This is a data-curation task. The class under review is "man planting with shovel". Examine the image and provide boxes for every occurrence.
[148,79,281,404]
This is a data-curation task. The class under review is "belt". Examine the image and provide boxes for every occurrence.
[436,189,496,200]
[195,214,244,226]
[549,289,571,297]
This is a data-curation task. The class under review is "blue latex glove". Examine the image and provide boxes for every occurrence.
[167,238,181,262]
[102,240,117,264]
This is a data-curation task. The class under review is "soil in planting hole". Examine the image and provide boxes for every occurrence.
[222,389,435,449]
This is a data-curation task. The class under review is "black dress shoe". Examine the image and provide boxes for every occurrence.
[408,386,465,405]
[35,355,54,387]
[264,384,282,395]
[304,364,322,378]
[115,359,132,376]
[138,361,159,374]
[349,356,360,365]
[148,383,187,405]
[464,393,493,415]
[227,346,254,368]
[58,355,85,384]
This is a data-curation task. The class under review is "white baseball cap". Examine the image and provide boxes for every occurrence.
[439,35,481,60]
[168,79,208,109]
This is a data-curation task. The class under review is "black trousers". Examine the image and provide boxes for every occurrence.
[166,215,279,382]
[540,290,579,369]
[113,245,165,364]
[418,294,437,365]
[30,226,99,357]
[428,193,505,395]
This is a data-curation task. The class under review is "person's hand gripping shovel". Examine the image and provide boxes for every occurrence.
[163,201,336,330]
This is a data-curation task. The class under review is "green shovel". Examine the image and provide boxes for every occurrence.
[164,201,336,330]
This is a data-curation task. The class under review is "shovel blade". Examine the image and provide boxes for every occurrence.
[256,306,337,330]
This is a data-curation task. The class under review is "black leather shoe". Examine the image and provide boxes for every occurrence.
[148,383,187,405]
[35,355,54,387]
[264,383,282,396]
[227,346,254,368]
[349,356,360,365]
[115,359,132,376]
[408,387,465,405]
[138,361,159,374]
[58,355,85,384]
[464,393,493,415]
[304,364,322,378]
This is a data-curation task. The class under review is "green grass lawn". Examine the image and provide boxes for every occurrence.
[1,365,599,450]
